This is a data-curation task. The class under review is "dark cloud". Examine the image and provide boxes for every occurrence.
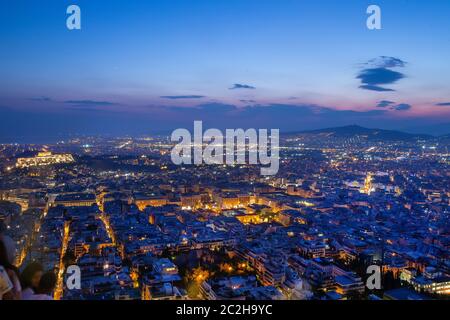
[64,100,118,106]
[393,103,412,111]
[360,85,395,92]
[229,83,256,90]
[167,103,238,114]
[376,100,395,108]
[29,96,52,102]
[357,56,407,92]
[365,56,407,68]
[357,68,405,92]
[160,95,205,100]
[240,99,257,104]
[435,102,450,106]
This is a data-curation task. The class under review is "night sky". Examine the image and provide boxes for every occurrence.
[1,0,450,142]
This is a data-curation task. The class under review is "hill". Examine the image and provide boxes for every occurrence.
[285,125,432,141]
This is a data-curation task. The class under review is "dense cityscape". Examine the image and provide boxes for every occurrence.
[1,126,449,300]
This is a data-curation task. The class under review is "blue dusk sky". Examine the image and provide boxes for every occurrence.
[1,0,450,141]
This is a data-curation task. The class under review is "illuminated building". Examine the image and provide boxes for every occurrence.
[276,210,307,226]
[52,193,97,207]
[16,151,74,168]
[400,268,417,283]
[334,274,365,295]
[1,193,29,211]
[180,194,203,210]
[362,172,374,195]
[235,245,287,286]
[411,276,450,295]
[286,185,314,197]
[235,213,261,224]
[214,192,255,209]
[152,258,179,276]
[134,193,168,210]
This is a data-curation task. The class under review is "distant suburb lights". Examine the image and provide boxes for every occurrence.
[65,4,382,31]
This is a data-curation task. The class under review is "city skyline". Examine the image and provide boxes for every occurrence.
[1,131,449,301]
[1,0,450,142]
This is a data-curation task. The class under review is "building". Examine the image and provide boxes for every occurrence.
[143,283,187,300]
[52,193,97,207]
[16,151,74,168]
[383,287,430,300]
[200,276,257,300]
[411,276,450,295]
[134,193,168,210]
[334,274,365,295]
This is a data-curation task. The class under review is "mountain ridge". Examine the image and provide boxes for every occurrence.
[283,125,434,141]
